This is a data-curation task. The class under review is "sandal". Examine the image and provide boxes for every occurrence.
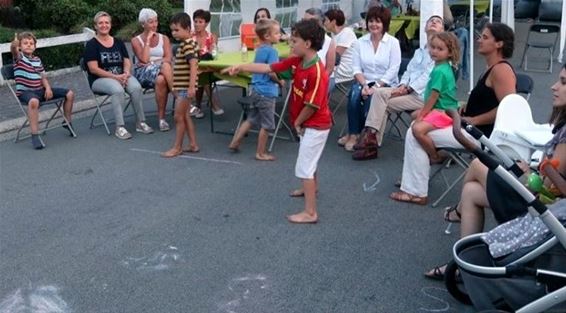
[389,191,427,205]
[394,179,401,188]
[444,205,461,223]
[183,146,200,153]
[424,265,446,281]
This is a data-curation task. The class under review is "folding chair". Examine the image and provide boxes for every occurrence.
[385,57,413,140]
[79,58,132,135]
[515,73,534,100]
[1,64,76,143]
[240,23,256,50]
[331,80,352,137]
[520,23,560,73]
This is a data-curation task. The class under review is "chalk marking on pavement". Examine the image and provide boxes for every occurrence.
[363,171,381,192]
[218,274,271,313]
[121,245,184,272]
[0,285,71,313]
[418,287,451,312]
[131,148,243,165]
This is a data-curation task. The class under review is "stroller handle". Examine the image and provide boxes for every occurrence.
[446,110,501,171]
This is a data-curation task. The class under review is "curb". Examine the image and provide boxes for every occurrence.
[0,98,97,142]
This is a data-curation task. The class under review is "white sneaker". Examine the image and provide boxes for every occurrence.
[159,119,170,132]
[190,105,205,119]
[136,122,154,134]
[115,126,132,140]
[212,107,225,116]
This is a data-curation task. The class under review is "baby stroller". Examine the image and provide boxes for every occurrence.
[444,110,566,312]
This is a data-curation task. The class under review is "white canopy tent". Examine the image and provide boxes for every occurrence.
[558,0,566,63]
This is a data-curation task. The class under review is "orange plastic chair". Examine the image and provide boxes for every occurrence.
[240,23,256,50]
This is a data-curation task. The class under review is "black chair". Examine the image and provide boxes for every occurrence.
[520,23,560,73]
[1,64,76,143]
[516,73,534,100]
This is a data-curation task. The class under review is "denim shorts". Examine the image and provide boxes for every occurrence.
[134,63,161,88]
[18,87,69,105]
[246,93,276,130]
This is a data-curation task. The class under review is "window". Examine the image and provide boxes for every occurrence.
[274,0,298,30]
[210,0,242,38]
[321,0,341,12]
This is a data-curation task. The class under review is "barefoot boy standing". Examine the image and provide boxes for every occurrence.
[224,19,331,223]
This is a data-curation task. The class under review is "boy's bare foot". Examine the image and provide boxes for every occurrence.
[287,211,318,224]
[161,148,182,158]
[289,189,319,197]
[182,145,200,153]
[255,153,276,161]
[228,141,240,152]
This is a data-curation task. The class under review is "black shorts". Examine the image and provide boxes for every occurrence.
[18,87,70,105]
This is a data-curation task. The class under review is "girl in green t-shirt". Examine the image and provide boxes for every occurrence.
[412,32,460,164]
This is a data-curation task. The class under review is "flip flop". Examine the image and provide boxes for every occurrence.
[424,265,446,281]
[444,205,461,223]
[389,191,427,205]
[183,146,200,153]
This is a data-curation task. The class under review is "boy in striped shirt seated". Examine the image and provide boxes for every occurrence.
[10,32,75,149]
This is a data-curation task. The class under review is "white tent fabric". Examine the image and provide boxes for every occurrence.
[559,0,566,63]
[500,0,514,31]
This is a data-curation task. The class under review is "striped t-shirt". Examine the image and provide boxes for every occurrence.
[172,38,199,91]
[14,53,44,96]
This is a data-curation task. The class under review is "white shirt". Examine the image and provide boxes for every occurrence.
[317,34,334,78]
[352,32,401,86]
[399,45,435,99]
[332,26,357,83]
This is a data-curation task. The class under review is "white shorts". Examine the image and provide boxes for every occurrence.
[295,128,330,179]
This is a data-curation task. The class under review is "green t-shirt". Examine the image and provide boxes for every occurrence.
[424,62,458,111]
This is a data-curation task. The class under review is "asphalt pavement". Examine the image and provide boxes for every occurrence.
[0,20,564,312]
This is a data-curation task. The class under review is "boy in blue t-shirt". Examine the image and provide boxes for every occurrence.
[228,19,283,161]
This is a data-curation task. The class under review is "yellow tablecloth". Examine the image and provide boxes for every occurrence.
[450,0,490,13]
[198,43,291,88]
[393,15,420,40]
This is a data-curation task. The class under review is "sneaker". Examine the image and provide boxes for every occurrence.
[115,126,132,140]
[190,105,205,119]
[212,107,224,116]
[159,119,170,132]
[31,134,45,149]
[61,121,75,137]
[136,122,154,134]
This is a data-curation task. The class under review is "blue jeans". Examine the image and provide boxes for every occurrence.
[347,81,373,135]
[453,27,469,80]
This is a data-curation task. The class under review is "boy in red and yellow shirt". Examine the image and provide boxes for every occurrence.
[224,19,331,223]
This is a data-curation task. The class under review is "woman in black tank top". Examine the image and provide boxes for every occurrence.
[423,23,522,279]
[393,22,517,211]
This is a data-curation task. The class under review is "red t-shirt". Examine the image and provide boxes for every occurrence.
[270,56,332,130]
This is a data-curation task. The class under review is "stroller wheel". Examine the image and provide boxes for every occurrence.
[444,260,472,305]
